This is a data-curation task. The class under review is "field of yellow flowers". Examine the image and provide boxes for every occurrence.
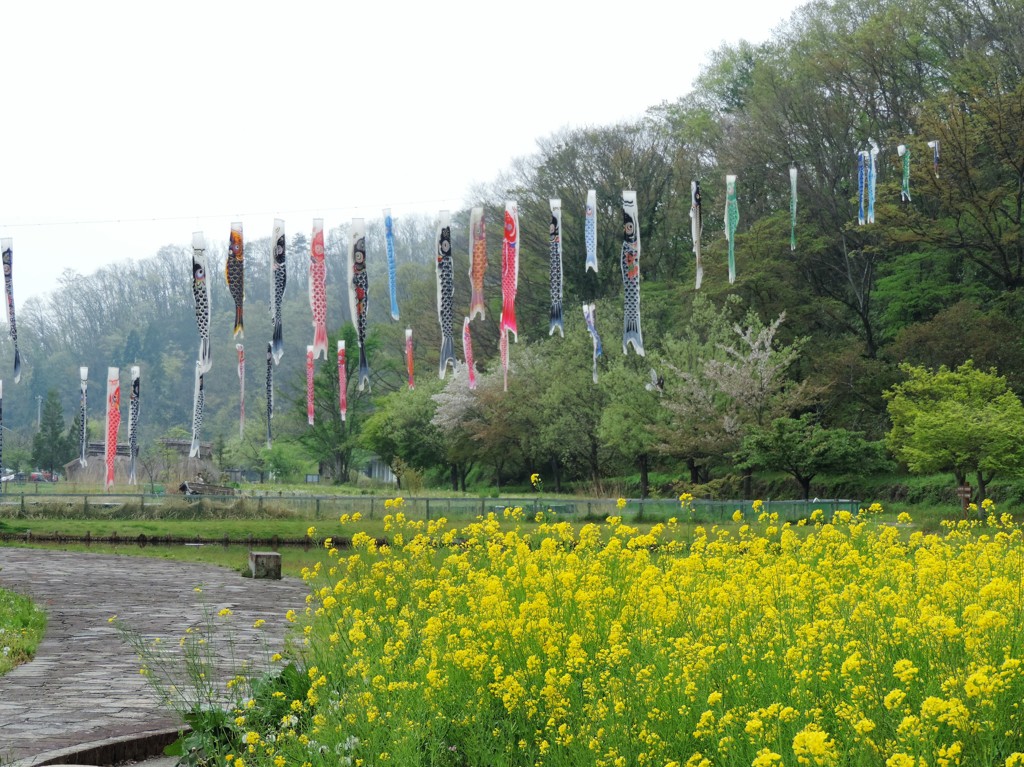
[230,500,1024,767]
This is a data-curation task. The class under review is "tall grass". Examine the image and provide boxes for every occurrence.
[0,586,46,676]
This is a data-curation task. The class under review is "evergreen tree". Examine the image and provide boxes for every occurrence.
[31,389,73,474]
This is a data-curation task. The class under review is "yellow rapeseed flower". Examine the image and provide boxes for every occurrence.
[752,748,782,767]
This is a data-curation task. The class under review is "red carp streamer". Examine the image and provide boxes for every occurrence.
[105,367,120,490]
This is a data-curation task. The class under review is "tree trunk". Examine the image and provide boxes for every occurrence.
[551,456,561,493]
[688,458,699,484]
[742,469,753,500]
[639,454,650,499]
[976,471,994,506]
[798,475,812,500]
[450,464,458,492]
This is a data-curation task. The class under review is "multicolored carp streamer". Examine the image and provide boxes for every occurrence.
[927,139,940,178]
[405,328,414,390]
[857,150,867,226]
[690,181,703,289]
[898,145,911,202]
[585,189,598,273]
[790,167,798,251]
[549,198,564,337]
[348,218,370,391]
[226,222,244,339]
[105,367,120,489]
[436,211,456,379]
[462,317,477,390]
[583,303,602,384]
[128,366,140,486]
[501,201,520,341]
[236,344,245,439]
[468,207,487,321]
[724,175,739,284]
[191,232,212,373]
[621,190,644,356]
[190,362,204,459]
[500,326,510,392]
[384,209,400,321]
[79,367,88,468]
[265,343,273,449]
[271,219,286,365]
[310,218,328,360]
[306,345,315,426]
[337,340,348,422]
[867,141,879,224]
[1,239,21,383]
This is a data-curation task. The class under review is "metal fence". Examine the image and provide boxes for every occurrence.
[0,489,860,524]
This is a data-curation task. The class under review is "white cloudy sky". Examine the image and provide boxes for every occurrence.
[1,0,806,303]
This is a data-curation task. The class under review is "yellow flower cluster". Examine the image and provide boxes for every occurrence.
[243,504,1024,767]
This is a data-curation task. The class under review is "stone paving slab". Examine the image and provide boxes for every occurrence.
[0,548,309,765]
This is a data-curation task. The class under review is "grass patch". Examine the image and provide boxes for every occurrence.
[2,542,327,579]
[0,586,46,676]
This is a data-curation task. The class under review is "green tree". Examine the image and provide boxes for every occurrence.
[364,379,444,490]
[740,413,886,499]
[31,389,73,474]
[295,325,375,482]
[598,359,665,499]
[884,361,1024,500]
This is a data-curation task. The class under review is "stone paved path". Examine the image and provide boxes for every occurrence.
[0,549,309,765]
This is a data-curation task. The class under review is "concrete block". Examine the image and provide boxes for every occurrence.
[248,551,281,580]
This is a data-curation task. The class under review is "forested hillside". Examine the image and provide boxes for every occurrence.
[4,0,1023,496]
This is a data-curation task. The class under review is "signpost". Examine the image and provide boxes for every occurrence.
[956,485,972,517]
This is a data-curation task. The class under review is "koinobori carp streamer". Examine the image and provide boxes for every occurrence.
[621,190,644,356]
[548,198,564,337]
[405,328,414,390]
[463,317,476,390]
[226,222,244,338]
[79,367,88,468]
[384,208,400,321]
[270,219,286,365]
[348,218,370,391]
[236,344,245,439]
[724,176,739,284]
[306,345,315,426]
[468,206,487,321]
[501,201,519,341]
[585,189,598,273]
[190,362,204,459]
[128,366,140,485]
[2,239,22,383]
[105,367,120,489]
[192,232,212,373]
[690,181,703,289]
[310,218,328,360]
[436,210,456,379]
[337,340,348,421]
